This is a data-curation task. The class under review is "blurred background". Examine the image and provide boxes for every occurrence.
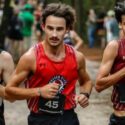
[0,0,117,57]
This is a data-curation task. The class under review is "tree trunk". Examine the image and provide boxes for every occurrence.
[0,0,12,49]
[71,0,75,7]
[73,0,84,39]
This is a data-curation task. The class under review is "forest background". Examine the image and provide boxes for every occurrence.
[0,0,115,48]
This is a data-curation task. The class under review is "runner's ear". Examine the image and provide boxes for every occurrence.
[41,24,45,31]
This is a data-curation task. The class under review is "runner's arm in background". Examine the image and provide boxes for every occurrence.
[71,30,84,50]
[0,51,14,98]
[95,41,125,92]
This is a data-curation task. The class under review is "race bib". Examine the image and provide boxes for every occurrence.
[38,94,65,115]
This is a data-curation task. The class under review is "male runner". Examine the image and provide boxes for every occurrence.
[6,3,92,125]
[95,0,125,125]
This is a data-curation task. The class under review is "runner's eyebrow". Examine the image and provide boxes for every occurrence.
[46,25,64,31]
[47,25,54,30]
[56,27,64,31]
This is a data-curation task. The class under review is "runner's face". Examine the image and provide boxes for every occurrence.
[43,15,67,47]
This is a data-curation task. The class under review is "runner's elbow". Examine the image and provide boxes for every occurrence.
[95,80,104,93]
[4,93,15,103]
[5,87,16,103]
[95,84,103,93]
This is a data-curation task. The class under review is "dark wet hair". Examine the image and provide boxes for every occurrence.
[41,3,76,30]
[114,0,125,23]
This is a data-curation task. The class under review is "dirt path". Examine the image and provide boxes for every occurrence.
[80,45,103,61]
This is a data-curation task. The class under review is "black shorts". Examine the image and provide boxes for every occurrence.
[0,114,5,125]
[109,113,125,125]
[0,103,5,125]
[28,109,79,125]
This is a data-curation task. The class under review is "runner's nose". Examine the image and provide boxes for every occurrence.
[52,30,57,37]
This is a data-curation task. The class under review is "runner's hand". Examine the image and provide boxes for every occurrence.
[39,83,59,99]
[75,94,89,108]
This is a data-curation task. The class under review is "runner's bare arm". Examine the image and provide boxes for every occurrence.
[77,51,92,94]
[0,85,5,98]
[95,41,125,92]
[2,51,15,84]
[5,49,38,100]
[76,51,93,108]
[0,51,14,98]
[71,31,84,50]
[5,48,59,101]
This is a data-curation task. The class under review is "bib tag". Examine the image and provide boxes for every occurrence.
[39,94,65,115]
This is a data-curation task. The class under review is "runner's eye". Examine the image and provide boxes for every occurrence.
[56,27,64,31]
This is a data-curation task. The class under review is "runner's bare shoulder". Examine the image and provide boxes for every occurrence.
[106,40,118,49]
[104,40,119,57]
[17,47,36,72]
[75,50,86,70]
[0,50,13,61]
[0,50,13,65]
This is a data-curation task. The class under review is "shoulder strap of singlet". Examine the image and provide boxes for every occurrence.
[34,43,44,58]
[65,44,75,54]
[117,39,124,55]
[65,44,77,66]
